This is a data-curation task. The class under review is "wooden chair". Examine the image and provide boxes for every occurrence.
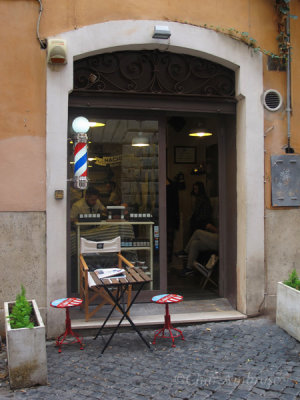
[79,236,134,322]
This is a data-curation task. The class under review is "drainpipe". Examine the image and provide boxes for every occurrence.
[286,9,293,153]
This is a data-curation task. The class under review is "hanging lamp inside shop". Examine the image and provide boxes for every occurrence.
[132,132,150,147]
[188,123,213,137]
[89,121,106,127]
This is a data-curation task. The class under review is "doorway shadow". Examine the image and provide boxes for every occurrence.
[167,258,218,300]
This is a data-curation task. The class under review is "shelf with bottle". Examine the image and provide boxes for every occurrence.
[121,238,151,248]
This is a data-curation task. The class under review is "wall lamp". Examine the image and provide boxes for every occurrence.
[152,25,171,39]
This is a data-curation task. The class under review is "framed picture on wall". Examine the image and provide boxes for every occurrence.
[174,146,197,164]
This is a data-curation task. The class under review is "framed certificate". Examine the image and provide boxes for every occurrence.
[174,146,197,164]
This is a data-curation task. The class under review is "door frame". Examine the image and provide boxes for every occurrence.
[67,108,236,302]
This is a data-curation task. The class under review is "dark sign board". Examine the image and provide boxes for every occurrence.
[271,155,300,206]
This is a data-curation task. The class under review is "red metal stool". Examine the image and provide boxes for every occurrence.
[50,298,84,353]
[152,294,185,347]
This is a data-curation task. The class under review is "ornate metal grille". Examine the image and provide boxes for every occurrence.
[74,50,235,98]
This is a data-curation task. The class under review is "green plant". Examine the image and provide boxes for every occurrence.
[7,286,34,329]
[283,269,300,291]
[171,0,298,62]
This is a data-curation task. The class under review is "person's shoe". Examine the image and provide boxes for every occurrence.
[175,250,188,258]
[205,254,219,270]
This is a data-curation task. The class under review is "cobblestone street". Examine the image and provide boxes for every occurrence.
[1,317,300,399]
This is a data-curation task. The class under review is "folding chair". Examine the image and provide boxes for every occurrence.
[193,251,219,289]
[79,236,134,321]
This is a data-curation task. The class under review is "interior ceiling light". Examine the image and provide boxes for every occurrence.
[89,122,106,127]
[132,132,150,147]
[188,124,213,137]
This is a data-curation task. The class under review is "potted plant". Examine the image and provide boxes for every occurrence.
[276,269,300,341]
[4,286,47,389]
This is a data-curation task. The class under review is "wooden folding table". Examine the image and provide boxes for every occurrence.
[92,266,152,355]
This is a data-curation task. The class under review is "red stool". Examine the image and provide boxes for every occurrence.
[152,294,185,347]
[50,298,84,353]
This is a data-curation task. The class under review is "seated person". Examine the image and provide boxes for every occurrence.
[70,186,107,224]
[176,223,218,276]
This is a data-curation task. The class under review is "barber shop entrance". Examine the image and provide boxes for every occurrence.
[68,50,237,310]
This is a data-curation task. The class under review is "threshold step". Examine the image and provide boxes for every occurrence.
[72,310,246,330]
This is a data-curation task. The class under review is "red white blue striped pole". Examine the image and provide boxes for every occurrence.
[72,117,89,190]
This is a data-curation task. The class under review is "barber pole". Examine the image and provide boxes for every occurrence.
[74,139,88,189]
[72,116,90,190]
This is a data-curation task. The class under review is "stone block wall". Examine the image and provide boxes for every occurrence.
[0,212,46,336]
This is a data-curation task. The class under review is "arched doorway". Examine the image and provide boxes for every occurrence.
[68,50,237,304]
[46,20,264,337]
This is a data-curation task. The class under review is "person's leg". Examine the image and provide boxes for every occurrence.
[186,231,218,269]
[175,229,198,258]
[184,229,202,253]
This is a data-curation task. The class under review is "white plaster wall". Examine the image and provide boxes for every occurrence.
[46,66,69,338]
[46,20,264,335]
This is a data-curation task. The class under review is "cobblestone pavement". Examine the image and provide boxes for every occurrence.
[1,317,300,399]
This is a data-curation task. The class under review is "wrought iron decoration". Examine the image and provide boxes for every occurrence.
[74,50,235,98]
